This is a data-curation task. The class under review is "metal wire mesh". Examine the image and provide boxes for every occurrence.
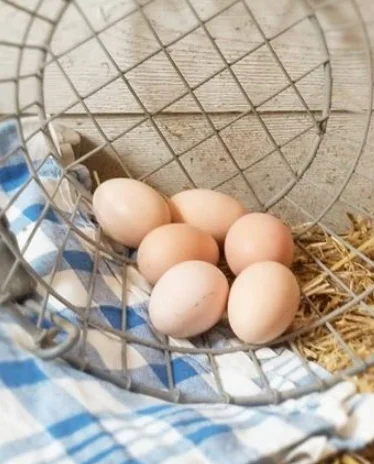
[0,0,374,404]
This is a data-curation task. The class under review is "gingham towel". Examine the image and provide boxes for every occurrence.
[0,118,374,463]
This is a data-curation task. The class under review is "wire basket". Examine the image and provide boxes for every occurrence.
[0,0,373,405]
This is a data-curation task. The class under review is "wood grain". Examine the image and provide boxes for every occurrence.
[1,0,373,114]
[55,111,374,229]
[1,0,374,230]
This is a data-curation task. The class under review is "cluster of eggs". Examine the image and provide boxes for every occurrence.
[93,178,300,344]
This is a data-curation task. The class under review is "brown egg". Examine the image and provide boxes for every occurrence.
[169,189,247,245]
[137,223,219,285]
[149,261,229,338]
[92,178,170,248]
[228,261,300,344]
[225,213,294,275]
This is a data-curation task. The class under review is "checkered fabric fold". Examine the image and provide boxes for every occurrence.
[0,119,373,463]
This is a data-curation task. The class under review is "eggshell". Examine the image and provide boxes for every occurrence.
[169,189,247,245]
[137,224,219,285]
[93,178,170,248]
[228,261,300,344]
[149,261,229,338]
[225,213,294,275]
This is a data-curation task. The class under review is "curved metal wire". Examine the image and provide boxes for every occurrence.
[1,0,374,405]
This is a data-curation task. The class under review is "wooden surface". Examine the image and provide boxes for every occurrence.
[1,2,374,460]
[0,0,374,230]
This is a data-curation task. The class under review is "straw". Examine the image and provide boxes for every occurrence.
[290,215,374,462]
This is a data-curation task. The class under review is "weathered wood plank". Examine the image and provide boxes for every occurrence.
[42,7,371,115]
[52,110,372,230]
[1,0,373,230]
[56,111,373,202]
[2,0,374,114]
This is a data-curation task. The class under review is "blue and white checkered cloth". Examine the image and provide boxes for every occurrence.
[0,118,374,463]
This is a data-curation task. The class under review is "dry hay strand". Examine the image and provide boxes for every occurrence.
[322,441,374,464]
[291,214,374,393]
[216,214,374,462]
[292,215,374,462]
[218,213,374,389]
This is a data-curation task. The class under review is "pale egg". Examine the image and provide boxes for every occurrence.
[169,189,247,245]
[149,261,229,338]
[225,212,294,275]
[228,261,300,344]
[92,178,170,248]
[137,223,219,285]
